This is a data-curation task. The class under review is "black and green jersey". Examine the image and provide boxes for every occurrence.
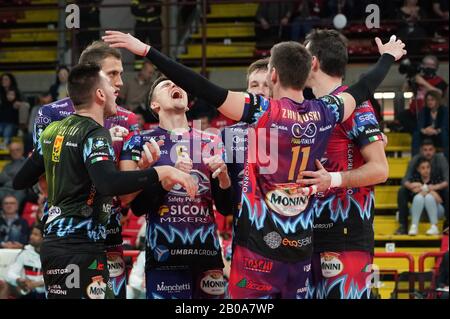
[34,114,116,249]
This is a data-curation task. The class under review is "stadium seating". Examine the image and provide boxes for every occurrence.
[0,0,58,71]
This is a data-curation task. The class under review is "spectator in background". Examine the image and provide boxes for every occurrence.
[413,90,449,159]
[0,142,26,204]
[0,195,29,249]
[290,0,325,42]
[119,60,157,112]
[131,0,163,51]
[327,0,354,19]
[407,158,446,236]
[5,223,44,299]
[0,73,28,147]
[396,139,449,234]
[406,55,448,116]
[432,0,449,20]
[255,1,292,49]
[396,0,427,57]
[48,66,70,102]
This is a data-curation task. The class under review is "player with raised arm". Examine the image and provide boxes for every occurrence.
[103,31,405,298]
[13,64,196,299]
[299,29,389,299]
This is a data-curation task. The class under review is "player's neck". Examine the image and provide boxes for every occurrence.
[274,87,304,103]
[312,75,343,98]
[159,112,189,132]
[76,107,104,127]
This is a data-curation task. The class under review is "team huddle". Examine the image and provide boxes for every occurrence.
[13,29,406,299]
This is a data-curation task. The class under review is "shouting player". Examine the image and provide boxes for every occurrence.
[121,76,234,299]
[13,64,196,299]
[103,31,406,298]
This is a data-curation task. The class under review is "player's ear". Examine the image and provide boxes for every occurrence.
[95,88,106,104]
[311,56,320,72]
[270,67,277,85]
[150,101,160,114]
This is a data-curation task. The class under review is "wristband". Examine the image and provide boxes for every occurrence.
[330,172,342,188]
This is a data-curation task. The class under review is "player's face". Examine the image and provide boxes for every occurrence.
[151,79,188,117]
[247,70,269,98]
[100,56,123,100]
[99,72,118,117]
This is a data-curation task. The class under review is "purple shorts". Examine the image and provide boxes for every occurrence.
[229,245,312,299]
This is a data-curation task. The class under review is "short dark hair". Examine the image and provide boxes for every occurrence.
[415,156,431,171]
[421,139,436,148]
[67,64,102,109]
[304,29,348,78]
[147,75,169,120]
[32,221,44,235]
[78,41,122,66]
[246,58,269,84]
[425,90,442,106]
[270,41,312,90]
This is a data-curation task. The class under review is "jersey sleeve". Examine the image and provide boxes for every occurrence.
[240,93,271,125]
[83,128,116,168]
[318,94,345,126]
[33,106,53,149]
[120,133,143,162]
[341,101,384,148]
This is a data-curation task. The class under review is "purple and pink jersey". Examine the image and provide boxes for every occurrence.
[313,85,383,253]
[121,127,226,270]
[234,93,345,263]
[33,98,139,161]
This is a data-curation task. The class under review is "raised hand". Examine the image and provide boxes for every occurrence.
[102,31,150,57]
[138,139,163,170]
[375,35,407,61]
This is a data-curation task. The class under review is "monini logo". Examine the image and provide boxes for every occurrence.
[200,271,225,296]
[320,252,344,278]
[265,186,309,216]
[86,276,106,299]
[106,252,125,278]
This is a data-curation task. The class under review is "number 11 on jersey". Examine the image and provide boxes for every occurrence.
[288,146,310,181]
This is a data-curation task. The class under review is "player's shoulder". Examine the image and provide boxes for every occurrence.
[41,97,74,114]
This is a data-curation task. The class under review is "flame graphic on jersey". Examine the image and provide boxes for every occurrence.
[270,209,314,234]
[45,217,106,242]
[110,277,126,297]
[239,193,267,230]
[315,192,373,223]
[148,224,219,250]
[313,275,371,299]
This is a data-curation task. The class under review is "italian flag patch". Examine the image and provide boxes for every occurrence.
[92,156,109,163]
[369,135,381,142]
[132,156,140,161]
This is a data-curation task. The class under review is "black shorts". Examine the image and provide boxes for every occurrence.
[41,252,113,299]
